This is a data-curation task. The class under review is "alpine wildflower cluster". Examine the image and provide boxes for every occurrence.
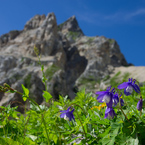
[95,78,141,119]
[60,78,142,121]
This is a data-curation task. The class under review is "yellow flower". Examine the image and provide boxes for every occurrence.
[91,103,106,110]
[101,102,106,107]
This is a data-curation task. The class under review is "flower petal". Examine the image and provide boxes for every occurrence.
[132,84,140,93]
[113,95,119,107]
[105,107,111,114]
[104,113,108,119]
[97,94,105,103]
[95,91,106,95]
[118,82,128,89]
[104,107,116,119]
[60,113,66,118]
[60,110,67,113]
[126,85,133,94]
[103,93,111,103]
[67,107,71,111]
[105,93,113,107]
[109,109,116,119]
[66,112,73,121]
[106,99,113,108]
[71,108,74,113]
[137,99,143,111]
[124,88,131,96]
[106,86,112,91]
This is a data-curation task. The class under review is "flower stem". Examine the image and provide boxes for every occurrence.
[75,111,87,141]
[70,103,87,115]
[119,98,130,122]
[41,113,50,144]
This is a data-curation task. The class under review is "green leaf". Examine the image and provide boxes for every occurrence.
[22,84,29,97]
[27,135,37,141]
[53,134,58,144]
[41,65,44,71]
[108,126,120,145]
[99,126,111,138]
[11,111,19,119]
[101,134,110,145]
[64,95,68,102]
[43,91,52,102]
[21,84,29,101]
[22,95,27,101]
[107,137,115,145]
[49,134,58,144]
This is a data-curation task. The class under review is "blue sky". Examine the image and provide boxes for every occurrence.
[0,0,145,66]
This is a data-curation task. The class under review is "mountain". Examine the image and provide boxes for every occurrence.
[0,12,144,112]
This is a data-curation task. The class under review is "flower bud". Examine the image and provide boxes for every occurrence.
[137,98,143,111]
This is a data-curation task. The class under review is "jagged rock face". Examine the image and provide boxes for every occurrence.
[58,16,84,35]
[0,30,21,46]
[0,12,129,111]
[73,36,127,92]
[51,46,88,100]
[24,14,46,30]
[0,13,62,57]
[58,16,84,44]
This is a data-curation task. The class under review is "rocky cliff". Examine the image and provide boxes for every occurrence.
[0,12,133,112]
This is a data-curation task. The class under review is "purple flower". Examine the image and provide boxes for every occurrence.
[60,107,75,121]
[113,93,124,107]
[96,86,115,107]
[118,78,140,96]
[137,99,143,111]
[113,93,119,107]
[104,107,116,119]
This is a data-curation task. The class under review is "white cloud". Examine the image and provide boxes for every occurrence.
[76,8,145,25]
[125,9,145,19]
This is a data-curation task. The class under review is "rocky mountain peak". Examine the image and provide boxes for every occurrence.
[24,14,46,31]
[58,15,84,36]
